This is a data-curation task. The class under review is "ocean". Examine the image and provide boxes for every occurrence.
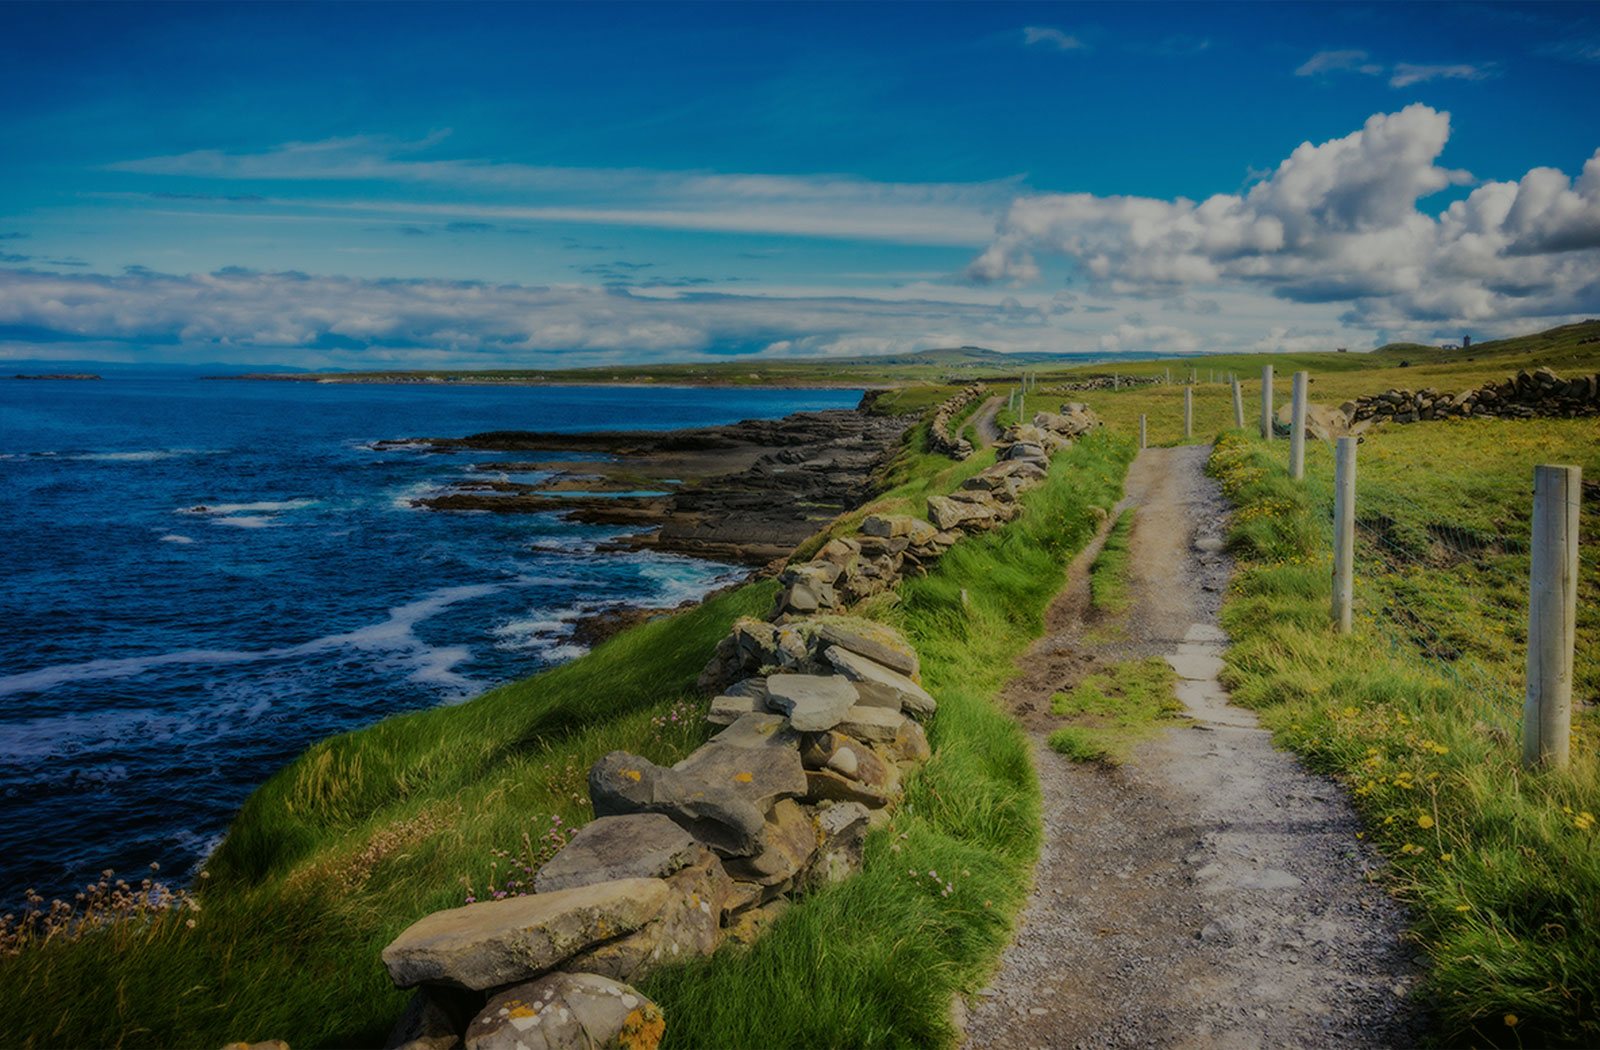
[0,376,862,899]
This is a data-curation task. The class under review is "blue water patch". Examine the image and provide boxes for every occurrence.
[0,377,862,898]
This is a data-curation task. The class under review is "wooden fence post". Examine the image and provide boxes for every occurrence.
[1164,366,1171,385]
[1290,370,1308,480]
[1260,364,1274,441]
[1332,437,1356,634]
[1184,387,1193,440]
[1523,464,1582,770]
[1139,414,1147,450]
[1231,378,1245,429]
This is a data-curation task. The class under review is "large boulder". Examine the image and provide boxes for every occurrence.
[463,972,663,1050]
[764,674,859,732]
[533,815,701,894]
[589,752,767,857]
[822,646,938,718]
[560,850,732,982]
[381,878,670,991]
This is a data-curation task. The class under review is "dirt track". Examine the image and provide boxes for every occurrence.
[963,445,1425,1049]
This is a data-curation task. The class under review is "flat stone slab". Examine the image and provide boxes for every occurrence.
[1184,623,1229,644]
[824,646,937,717]
[805,768,891,808]
[673,726,807,812]
[706,694,757,726]
[1166,651,1226,681]
[590,751,767,856]
[836,705,908,743]
[534,814,701,894]
[765,674,859,731]
[382,878,670,991]
[806,617,921,679]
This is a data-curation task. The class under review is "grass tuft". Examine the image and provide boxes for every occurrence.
[1046,657,1183,764]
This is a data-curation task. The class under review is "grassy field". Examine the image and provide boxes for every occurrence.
[1206,421,1599,1047]
[0,417,1133,1048]
[1089,509,1135,616]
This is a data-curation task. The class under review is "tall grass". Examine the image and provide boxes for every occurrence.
[1208,427,1600,1047]
[646,430,1134,1047]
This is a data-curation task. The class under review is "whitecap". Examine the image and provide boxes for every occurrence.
[0,584,503,699]
[160,534,196,544]
[211,515,278,529]
[178,499,315,516]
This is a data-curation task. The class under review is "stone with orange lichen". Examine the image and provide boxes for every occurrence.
[464,972,663,1050]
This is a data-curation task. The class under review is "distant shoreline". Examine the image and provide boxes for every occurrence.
[8,373,102,381]
[208,373,877,390]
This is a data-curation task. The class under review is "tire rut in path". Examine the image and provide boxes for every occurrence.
[963,445,1425,1049]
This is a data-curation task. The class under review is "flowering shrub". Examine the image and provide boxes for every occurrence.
[0,863,202,956]
[462,815,578,905]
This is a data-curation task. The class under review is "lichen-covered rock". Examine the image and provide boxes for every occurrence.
[463,972,663,1050]
[589,752,767,857]
[927,494,1002,532]
[534,815,701,894]
[673,715,808,812]
[799,731,894,792]
[803,801,872,890]
[381,878,671,991]
[764,674,859,732]
[723,798,818,887]
[706,693,757,726]
[886,717,932,765]
[560,850,731,983]
[822,646,937,718]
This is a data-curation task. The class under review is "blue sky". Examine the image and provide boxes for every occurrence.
[3,1,1599,367]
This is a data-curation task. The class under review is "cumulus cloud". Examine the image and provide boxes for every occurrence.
[1023,26,1085,51]
[967,105,1600,329]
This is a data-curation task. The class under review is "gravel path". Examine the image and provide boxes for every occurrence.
[973,395,1005,446]
[963,445,1425,1049]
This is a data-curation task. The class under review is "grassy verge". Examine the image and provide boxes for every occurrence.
[1,425,1133,1049]
[1047,657,1183,764]
[1207,424,1599,1047]
[1089,509,1134,615]
[645,429,1134,1047]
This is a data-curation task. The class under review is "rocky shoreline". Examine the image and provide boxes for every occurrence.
[382,408,915,566]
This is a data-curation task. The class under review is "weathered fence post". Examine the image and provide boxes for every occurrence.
[1164,366,1171,385]
[1290,370,1308,480]
[1523,464,1582,770]
[1260,364,1274,441]
[1139,414,1147,450]
[1231,378,1245,428]
[1332,437,1356,634]
[1113,374,1120,390]
[1184,387,1193,440]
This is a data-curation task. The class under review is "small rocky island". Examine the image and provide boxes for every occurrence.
[8,373,102,380]
[381,407,914,565]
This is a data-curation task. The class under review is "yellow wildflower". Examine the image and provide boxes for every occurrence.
[1417,814,1435,829]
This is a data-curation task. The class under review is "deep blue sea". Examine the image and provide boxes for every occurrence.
[0,377,862,899]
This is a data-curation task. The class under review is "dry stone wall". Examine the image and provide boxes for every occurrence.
[1345,366,1600,427]
[928,384,986,459]
[377,400,1102,1050]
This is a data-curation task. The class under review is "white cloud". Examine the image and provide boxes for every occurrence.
[109,138,1015,246]
[1389,62,1496,88]
[967,105,1600,330]
[1097,323,1200,353]
[1023,26,1085,52]
[1296,50,1383,77]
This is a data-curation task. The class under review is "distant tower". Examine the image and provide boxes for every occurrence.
[1462,334,1471,349]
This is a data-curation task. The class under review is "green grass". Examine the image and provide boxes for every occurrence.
[1046,657,1183,764]
[0,420,1134,1049]
[1207,425,1600,1048]
[645,429,1135,1047]
[1089,509,1134,615]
